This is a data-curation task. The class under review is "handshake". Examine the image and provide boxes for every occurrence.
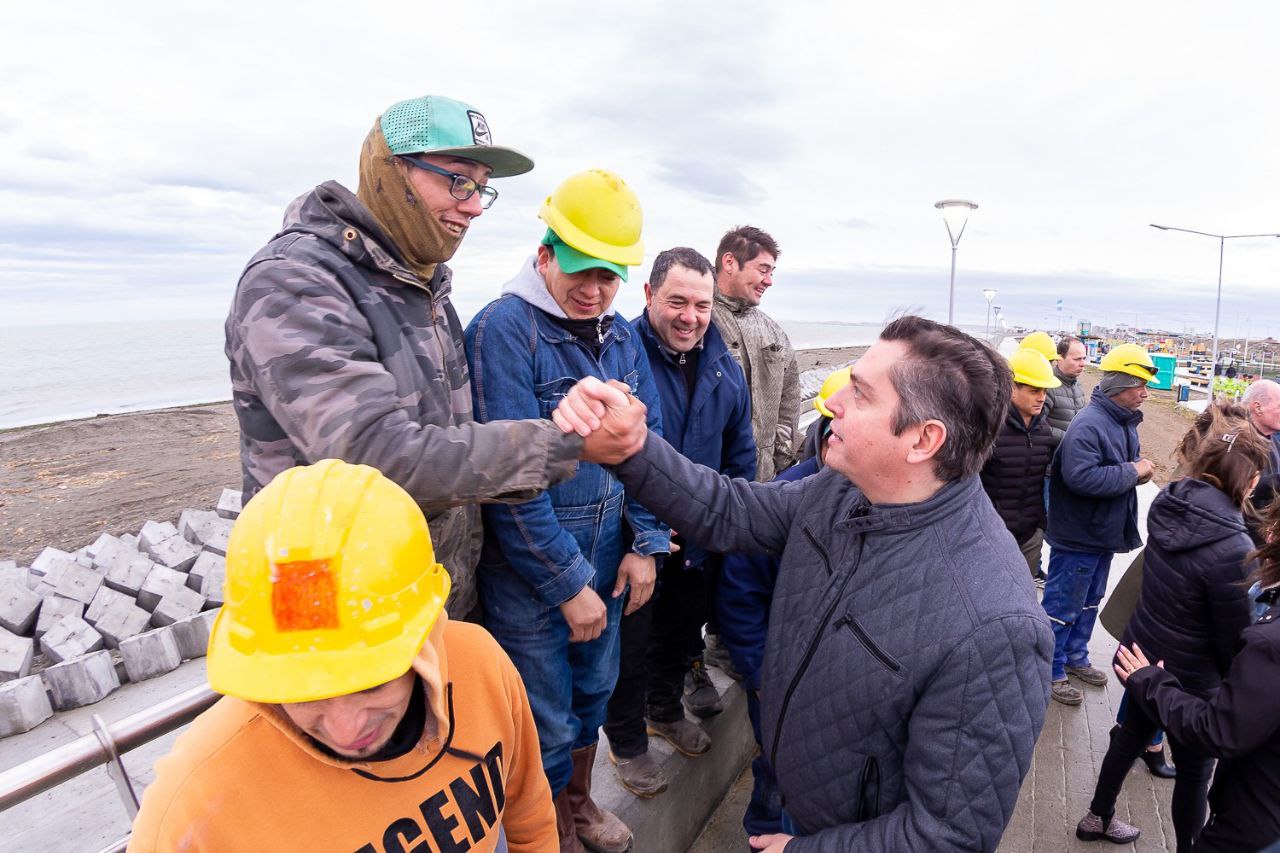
[553,376,649,465]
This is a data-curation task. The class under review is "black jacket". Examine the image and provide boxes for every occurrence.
[1128,605,1280,853]
[1123,477,1255,697]
[980,406,1054,542]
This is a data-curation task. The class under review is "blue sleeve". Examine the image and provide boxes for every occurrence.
[466,302,593,607]
[623,337,671,557]
[717,550,776,691]
[722,371,758,482]
[1060,423,1139,498]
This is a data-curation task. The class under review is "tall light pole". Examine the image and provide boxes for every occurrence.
[1150,224,1280,398]
[982,288,997,337]
[936,199,979,325]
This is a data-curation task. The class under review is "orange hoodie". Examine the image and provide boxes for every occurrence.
[127,615,556,852]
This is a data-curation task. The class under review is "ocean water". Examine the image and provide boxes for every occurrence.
[0,317,886,430]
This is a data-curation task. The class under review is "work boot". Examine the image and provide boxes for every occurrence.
[568,744,633,853]
[1066,663,1108,687]
[647,717,711,756]
[703,633,743,681]
[1141,745,1176,778]
[1076,810,1141,843]
[554,788,586,853]
[1051,679,1083,706]
[683,659,724,717]
[608,747,669,798]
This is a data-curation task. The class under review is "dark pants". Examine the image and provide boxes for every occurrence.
[743,689,784,838]
[603,554,709,756]
[1090,696,1214,852]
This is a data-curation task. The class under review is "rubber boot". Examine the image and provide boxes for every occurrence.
[555,788,586,853]
[567,744,634,852]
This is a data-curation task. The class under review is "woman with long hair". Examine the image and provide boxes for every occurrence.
[1113,496,1280,851]
[1076,403,1271,848]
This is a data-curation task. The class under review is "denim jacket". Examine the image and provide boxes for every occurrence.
[464,258,670,607]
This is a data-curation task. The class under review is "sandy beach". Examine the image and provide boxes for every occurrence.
[0,345,1193,566]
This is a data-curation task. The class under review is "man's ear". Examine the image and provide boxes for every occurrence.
[720,253,738,274]
[536,244,554,276]
[905,420,947,465]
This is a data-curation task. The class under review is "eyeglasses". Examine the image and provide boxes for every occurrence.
[399,155,499,209]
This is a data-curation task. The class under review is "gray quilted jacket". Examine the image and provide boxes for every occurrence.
[1042,364,1086,446]
[225,182,582,617]
[614,435,1052,851]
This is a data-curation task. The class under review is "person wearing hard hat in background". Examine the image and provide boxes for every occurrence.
[980,348,1061,588]
[1019,330,1060,366]
[1042,343,1158,707]
[463,169,669,853]
[127,460,557,852]
[601,246,756,798]
[225,95,635,625]
[716,367,844,843]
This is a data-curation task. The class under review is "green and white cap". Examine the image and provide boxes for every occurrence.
[380,95,534,178]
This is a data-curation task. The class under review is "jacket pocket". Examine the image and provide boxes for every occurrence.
[856,756,881,822]
[836,616,905,677]
[534,375,578,420]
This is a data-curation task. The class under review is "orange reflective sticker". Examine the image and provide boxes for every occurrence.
[270,559,339,631]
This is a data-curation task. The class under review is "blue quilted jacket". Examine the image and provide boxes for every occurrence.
[614,435,1053,851]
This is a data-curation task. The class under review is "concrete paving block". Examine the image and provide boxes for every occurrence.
[71,549,94,568]
[137,565,190,611]
[0,565,30,589]
[189,552,226,606]
[0,560,15,570]
[102,551,153,596]
[138,520,179,552]
[150,587,205,628]
[35,597,84,638]
[119,627,182,682]
[90,534,138,570]
[86,533,117,560]
[0,580,41,635]
[94,600,152,649]
[179,509,218,544]
[121,533,138,549]
[0,675,53,736]
[31,547,78,580]
[171,609,218,659]
[0,628,34,681]
[142,535,201,573]
[216,488,243,519]
[84,586,133,625]
[179,510,232,556]
[31,582,58,600]
[39,616,104,664]
[51,562,104,605]
[41,650,120,710]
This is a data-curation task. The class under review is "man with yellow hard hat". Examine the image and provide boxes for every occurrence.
[464,169,669,852]
[128,460,556,852]
[1042,343,1158,706]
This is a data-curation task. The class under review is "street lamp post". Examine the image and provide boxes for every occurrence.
[982,288,997,337]
[1150,224,1280,398]
[935,199,979,325]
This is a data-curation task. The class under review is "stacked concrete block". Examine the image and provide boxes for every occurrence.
[35,597,84,639]
[84,586,133,625]
[139,522,200,572]
[179,510,232,556]
[0,629,34,681]
[188,551,226,607]
[172,609,218,660]
[41,650,120,710]
[31,547,79,581]
[0,579,41,635]
[119,626,182,682]
[94,600,152,649]
[137,566,190,611]
[121,533,138,549]
[0,560,15,570]
[0,564,31,589]
[0,675,53,736]
[102,552,152,597]
[50,562,104,605]
[151,587,206,627]
[40,616,103,663]
[140,520,180,547]
[216,489,243,520]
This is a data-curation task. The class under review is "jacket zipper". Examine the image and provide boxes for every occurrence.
[770,531,859,769]
[835,616,903,674]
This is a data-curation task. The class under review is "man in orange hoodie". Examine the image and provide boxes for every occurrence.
[127,459,556,852]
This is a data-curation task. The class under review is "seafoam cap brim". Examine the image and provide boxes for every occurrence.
[380,95,534,178]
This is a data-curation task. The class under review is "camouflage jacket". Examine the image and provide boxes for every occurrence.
[712,293,800,481]
[225,182,582,617]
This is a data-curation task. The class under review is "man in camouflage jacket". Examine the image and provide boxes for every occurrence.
[225,95,592,619]
[711,226,800,483]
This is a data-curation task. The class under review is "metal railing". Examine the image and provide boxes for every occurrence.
[0,684,219,853]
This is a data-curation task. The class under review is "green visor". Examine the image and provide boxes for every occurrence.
[542,229,628,282]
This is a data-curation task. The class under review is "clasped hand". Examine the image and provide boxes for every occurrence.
[553,376,648,464]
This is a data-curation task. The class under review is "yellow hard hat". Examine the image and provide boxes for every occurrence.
[538,169,644,266]
[208,459,450,704]
[1099,343,1158,381]
[1019,331,1059,362]
[1007,347,1062,389]
[814,367,852,418]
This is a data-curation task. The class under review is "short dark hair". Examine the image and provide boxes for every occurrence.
[714,225,779,274]
[879,315,1011,481]
[649,247,714,290]
[1057,336,1084,358]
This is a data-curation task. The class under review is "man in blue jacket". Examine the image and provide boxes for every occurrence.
[1042,343,1157,706]
[602,247,756,798]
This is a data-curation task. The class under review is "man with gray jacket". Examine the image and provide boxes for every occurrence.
[1043,336,1089,446]
[555,316,1054,851]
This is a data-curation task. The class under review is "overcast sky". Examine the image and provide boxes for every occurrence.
[3,2,1279,338]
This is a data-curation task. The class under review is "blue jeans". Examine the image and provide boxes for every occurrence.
[481,549,625,796]
[1042,547,1112,681]
[743,690,784,839]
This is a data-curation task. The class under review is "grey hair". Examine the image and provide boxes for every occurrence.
[1243,378,1280,408]
[649,247,714,290]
